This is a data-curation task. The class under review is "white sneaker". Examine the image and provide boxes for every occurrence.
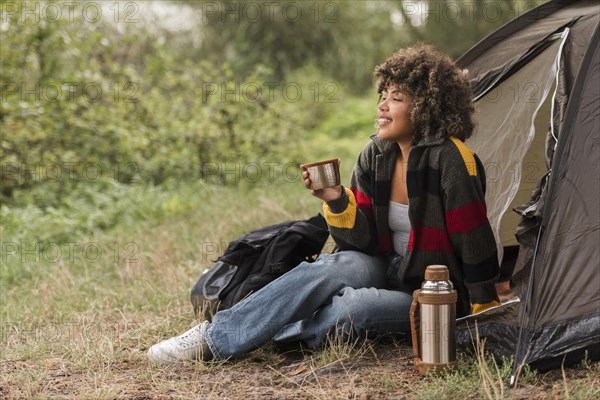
[148,320,212,364]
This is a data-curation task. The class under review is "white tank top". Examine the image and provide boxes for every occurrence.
[389,200,410,257]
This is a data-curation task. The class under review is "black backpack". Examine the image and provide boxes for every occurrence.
[190,213,330,319]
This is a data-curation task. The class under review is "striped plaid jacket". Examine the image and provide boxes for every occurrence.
[323,133,500,317]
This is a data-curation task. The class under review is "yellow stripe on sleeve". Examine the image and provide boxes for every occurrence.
[450,136,477,176]
[471,300,501,314]
[322,187,357,229]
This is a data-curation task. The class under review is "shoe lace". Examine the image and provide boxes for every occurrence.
[177,325,202,348]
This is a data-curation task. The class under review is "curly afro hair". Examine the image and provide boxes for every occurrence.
[374,43,475,145]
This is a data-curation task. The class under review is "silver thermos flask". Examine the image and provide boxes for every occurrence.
[409,265,458,375]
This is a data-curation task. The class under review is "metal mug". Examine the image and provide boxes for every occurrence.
[300,158,341,190]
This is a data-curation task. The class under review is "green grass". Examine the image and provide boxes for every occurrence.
[1,93,376,298]
[1,94,375,322]
[2,94,599,399]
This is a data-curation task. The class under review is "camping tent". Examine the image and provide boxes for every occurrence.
[454,0,599,376]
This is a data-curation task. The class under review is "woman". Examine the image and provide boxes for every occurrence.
[148,44,501,364]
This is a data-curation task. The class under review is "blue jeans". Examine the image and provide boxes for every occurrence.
[204,250,413,360]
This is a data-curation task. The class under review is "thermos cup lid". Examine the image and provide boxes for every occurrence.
[424,265,450,281]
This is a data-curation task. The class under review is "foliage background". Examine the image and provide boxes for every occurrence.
[9,4,599,400]
[1,0,546,314]
[1,0,542,241]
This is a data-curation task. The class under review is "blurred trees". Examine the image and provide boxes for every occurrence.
[182,0,544,91]
[1,4,323,203]
[183,0,405,92]
[408,0,541,57]
[1,0,546,206]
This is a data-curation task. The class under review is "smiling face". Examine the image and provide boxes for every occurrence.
[375,85,414,143]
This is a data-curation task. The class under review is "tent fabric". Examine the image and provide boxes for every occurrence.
[459,1,599,94]
[532,24,599,327]
[454,0,600,371]
[464,37,563,257]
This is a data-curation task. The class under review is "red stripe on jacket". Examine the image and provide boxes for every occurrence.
[350,187,374,215]
[445,200,489,234]
[408,223,453,253]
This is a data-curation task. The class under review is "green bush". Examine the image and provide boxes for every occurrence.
[1,4,343,205]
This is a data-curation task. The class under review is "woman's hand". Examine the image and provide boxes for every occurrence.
[300,159,343,202]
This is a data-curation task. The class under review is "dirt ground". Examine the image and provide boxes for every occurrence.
[2,340,597,400]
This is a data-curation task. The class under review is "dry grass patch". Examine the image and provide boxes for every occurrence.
[2,182,599,399]
[2,317,599,399]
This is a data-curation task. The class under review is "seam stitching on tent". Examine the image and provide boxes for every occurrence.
[550,28,571,151]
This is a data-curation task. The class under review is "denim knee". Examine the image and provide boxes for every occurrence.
[328,287,412,336]
[329,287,370,326]
[311,250,388,285]
[316,250,380,267]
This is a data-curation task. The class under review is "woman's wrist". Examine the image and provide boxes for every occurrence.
[325,186,349,213]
